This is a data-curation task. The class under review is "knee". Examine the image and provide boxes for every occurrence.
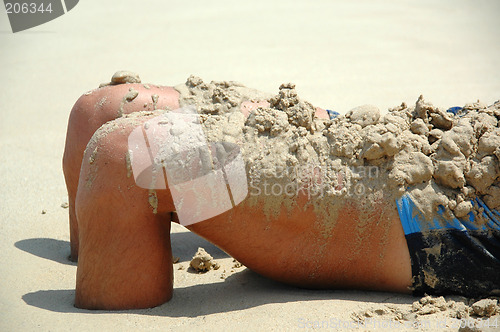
[76,113,174,228]
[75,115,175,310]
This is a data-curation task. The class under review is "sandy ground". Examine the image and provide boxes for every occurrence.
[1,1,499,331]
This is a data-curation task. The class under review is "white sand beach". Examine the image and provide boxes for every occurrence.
[1,1,499,331]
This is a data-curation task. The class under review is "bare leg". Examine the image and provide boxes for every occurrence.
[74,114,176,309]
[63,83,179,261]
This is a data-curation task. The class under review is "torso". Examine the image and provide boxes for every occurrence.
[188,193,413,293]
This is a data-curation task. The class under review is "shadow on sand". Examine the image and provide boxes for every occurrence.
[17,234,415,317]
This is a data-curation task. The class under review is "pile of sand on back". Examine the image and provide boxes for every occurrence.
[174,75,499,230]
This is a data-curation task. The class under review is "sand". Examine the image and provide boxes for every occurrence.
[189,247,220,272]
[2,0,500,331]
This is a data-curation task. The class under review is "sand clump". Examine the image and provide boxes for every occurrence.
[190,247,220,272]
[111,70,141,85]
[171,75,499,230]
[345,104,381,128]
[471,299,499,317]
[98,70,142,88]
[352,295,500,330]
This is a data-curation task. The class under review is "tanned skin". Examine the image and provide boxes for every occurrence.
[63,82,412,310]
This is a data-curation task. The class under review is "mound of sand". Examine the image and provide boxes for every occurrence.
[172,76,499,228]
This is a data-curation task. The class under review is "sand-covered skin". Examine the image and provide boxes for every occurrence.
[172,76,500,231]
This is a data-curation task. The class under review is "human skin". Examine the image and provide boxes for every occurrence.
[64,82,412,310]
[62,84,179,261]
[63,84,324,261]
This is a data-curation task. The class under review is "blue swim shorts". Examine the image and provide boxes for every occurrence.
[396,194,500,297]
